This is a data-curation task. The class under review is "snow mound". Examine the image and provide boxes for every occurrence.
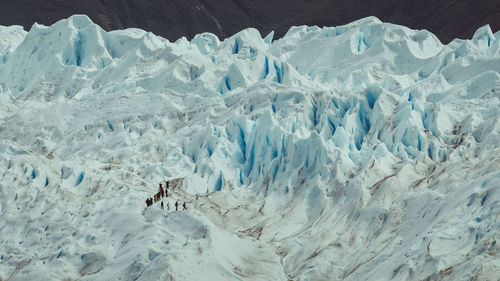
[0,15,499,281]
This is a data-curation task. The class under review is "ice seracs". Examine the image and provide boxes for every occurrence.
[0,15,499,281]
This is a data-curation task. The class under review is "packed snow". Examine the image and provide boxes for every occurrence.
[0,15,499,280]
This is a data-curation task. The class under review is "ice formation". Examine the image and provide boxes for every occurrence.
[0,15,499,280]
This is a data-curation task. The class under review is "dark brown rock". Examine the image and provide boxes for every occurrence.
[0,0,498,43]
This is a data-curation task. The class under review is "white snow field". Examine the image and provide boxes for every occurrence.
[0,15,499,280]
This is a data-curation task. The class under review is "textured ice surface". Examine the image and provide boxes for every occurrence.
[0,15,499,280]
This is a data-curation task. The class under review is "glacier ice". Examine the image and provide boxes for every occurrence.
[0,15,499,280]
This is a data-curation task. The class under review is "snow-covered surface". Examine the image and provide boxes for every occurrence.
[0,15,499,280]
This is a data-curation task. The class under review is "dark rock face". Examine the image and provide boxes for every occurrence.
[1,0,499,43]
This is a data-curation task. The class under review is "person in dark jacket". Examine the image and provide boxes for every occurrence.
[175,201,179,211]
[161,201,164,210]
[183,202,187,211]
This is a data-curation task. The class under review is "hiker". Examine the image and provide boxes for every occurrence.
[167,202,170,211]
[145,198,149,207]
[159,183,164,198]
[165,188,168,197]
[183,202,187,211]
[175,201,179,211]
[161,201,164,210]
[166,181,169,190]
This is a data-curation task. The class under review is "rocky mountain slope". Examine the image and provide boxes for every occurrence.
[0,0,499,43]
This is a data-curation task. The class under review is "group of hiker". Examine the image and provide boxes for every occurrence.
[145,180,187,211]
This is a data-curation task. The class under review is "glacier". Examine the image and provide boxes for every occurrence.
[0,15,499,280]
